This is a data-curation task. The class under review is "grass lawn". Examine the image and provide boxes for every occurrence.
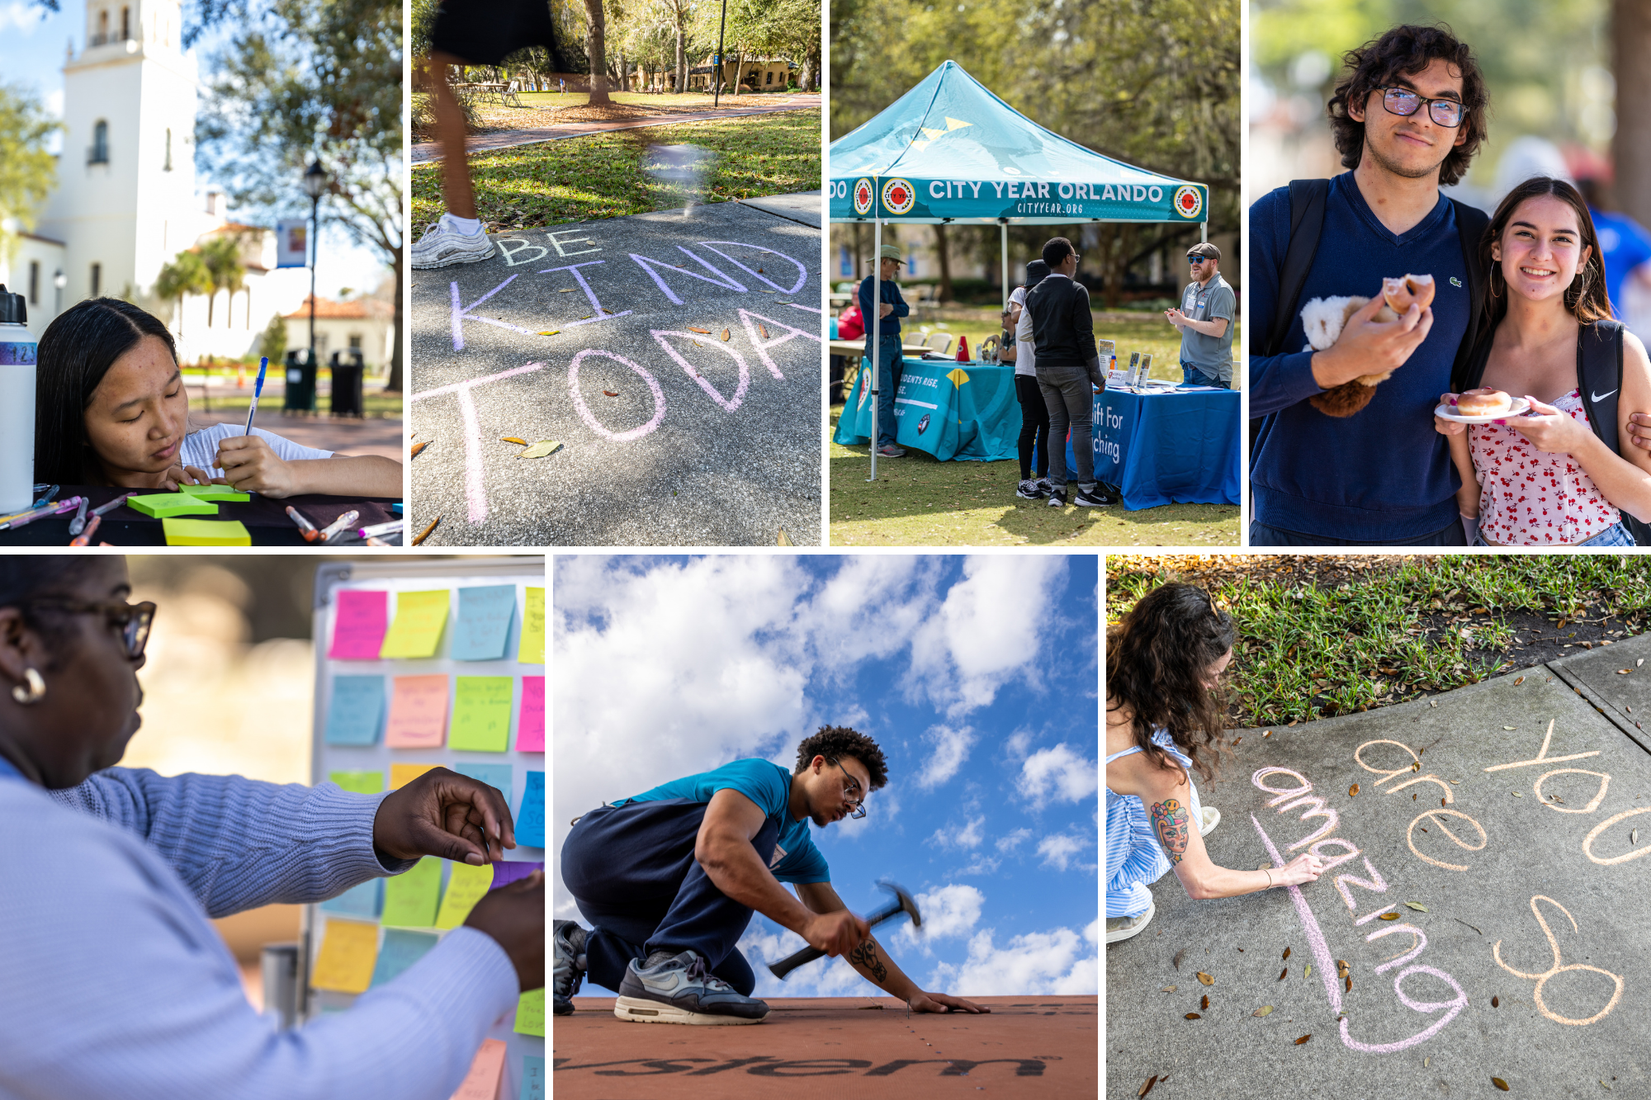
[187,390,403,418]
[508,91,797,109]
[1106,555,1651,728]
[411,109,821,235]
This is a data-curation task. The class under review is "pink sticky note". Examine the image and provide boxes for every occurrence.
[516,676,545,752]
[329,591,388,660]
[385,675,450,748]
[449,1038,508,1100]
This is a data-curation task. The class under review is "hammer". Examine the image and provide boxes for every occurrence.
[768,881,922,980]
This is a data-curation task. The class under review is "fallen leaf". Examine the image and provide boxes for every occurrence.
[1493,995,1500,1007]
[1283,947,1291,960]
[759,324,770,338]
[557,288,575,292]
[517,440,562,458]
[694,341,703,347]
[1405,902,1428,912]
[1196,972,1214,986]
[1425,1057,1430,1068]
[1412,761,1422,771]
[1278,967,1288,981]
[1304,964,1312,978]
[1515,676,1525,685]
[579,314,593,320]
[601,307,614,314]
[1493,1078,1509,1091]
[500,437,528,445]
[1379,912,1401,921]
[1264,731,1272,737]
[1173,949,1186,970]
[1442,797,1448,806]
[1139,1075,1158,1098]
[1349,784,1360,797]
[1513,792,1523,797]
[688,326,711,334]
[756,267,764,273]
[1160,986,1177,993]
[1201,995,1209,1010]
[1253,1005,1274,1017]
[1504,726,1517,731]
[1633,829,1639,845]
[603,390,619,397]
[1294,1034,1311,1045]
[721,328,730,341]
[410,440,431,458]
[536,329,561,336]
[1345,975,1352,992]
[1184,1012,1201,1020]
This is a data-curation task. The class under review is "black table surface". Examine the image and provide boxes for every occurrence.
[0,487,403,546]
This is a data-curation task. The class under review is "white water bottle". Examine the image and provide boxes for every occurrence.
[0,285,37,513]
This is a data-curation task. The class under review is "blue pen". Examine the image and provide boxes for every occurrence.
[243,357,269,436]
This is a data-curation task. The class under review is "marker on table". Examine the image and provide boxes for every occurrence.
[0,496,83,531]
[318,510,360,543]
[67,497,91,536]
[358,519,403,540]
[244,357,269,436]
[92,492,135,518]
[69,514,102,546]
[285,505,320,542]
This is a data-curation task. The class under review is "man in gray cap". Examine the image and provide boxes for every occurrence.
[857,244,911,458]
[1165,243,1235,389]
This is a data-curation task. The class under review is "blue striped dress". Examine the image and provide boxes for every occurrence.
[1106,730,1204,919]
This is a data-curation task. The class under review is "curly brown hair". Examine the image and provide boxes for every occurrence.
[794,725,888,791]
[1479,176,1613,330]
[1326,24,1488,188]
[1105,583,1235,784]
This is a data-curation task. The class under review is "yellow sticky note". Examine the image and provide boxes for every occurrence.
[514,988,546,1037]
[517,588,544,664]
[449,676,513,752]
[386,674,450,748]
[389,762,442,791]
[449,1038,508,1100]
[161,518,251,546]
[434,860,495,929]
[382,856,443,927]
[311,919,379,994]
[328,770,384,795]
[380,590,451,659]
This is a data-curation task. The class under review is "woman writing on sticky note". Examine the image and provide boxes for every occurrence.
[32,298,402,498]
[0,556,544,1099]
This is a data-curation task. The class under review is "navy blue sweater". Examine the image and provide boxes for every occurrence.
[857,275,909,342]
[1250,173,1474,541]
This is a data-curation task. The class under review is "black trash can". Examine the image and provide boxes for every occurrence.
[329,349,365,418]
[283,349,317,413]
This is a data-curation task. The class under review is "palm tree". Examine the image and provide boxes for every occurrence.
[198,234,247,329]
[152,250,212,339]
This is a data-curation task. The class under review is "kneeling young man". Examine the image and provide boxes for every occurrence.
[555,726,989,1023]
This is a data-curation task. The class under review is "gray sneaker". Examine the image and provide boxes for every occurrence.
[1105,897,1156,944]
[552,920,588,1015]
[410,220,496,270]
[614,949,769,1025]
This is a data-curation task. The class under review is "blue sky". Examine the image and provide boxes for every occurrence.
[1,0,386,298]
[552,554,1099,1001]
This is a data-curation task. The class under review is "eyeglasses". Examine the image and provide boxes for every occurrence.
[1188,256,1211,265]
[828,757,867,819]
[1379,86,1465,128]
[23,598,156,659]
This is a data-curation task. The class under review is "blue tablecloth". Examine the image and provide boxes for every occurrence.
[1087,386,1241,509]
[834,358,1020,461]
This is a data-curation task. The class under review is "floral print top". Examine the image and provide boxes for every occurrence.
[1469,389,1619,545]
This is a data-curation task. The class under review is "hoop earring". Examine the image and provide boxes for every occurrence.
[11,668,45,705]
[1488,265,1504,300]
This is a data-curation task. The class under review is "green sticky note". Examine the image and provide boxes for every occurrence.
[434,860,495,929]
[178,484,251,502]
[449,676,513,752]
[517,587,544,664]
[514,988,546,1037]
[129,493,218,518]
[379,590,451,659]
[328,770,384,795]
[381,857,442,927]
[162,518,251,546]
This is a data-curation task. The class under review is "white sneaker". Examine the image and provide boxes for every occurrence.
[1200,806,1220,837]
[1105,896,1155,944]
[410,220,496,270]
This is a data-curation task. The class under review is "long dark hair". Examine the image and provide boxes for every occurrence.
[1327,24,1489,188]
[1480,176,1613,331]
[1106,583,1235,784]
[34,298,179,484]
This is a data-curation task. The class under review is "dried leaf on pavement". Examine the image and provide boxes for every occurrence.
[517,440,563,458]
[1196,972,1214,986]
[1253,1005,1274,1017]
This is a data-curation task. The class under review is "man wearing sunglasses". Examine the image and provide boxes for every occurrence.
[556,725,988,1024]
[1249,25,1495,546]
[1166,243,1236,389]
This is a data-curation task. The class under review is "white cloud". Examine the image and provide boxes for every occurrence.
[930,814,985,850]
[1004,728,1033,759]
[996,827,1033,852]
[909,557,1066,716]
[916,723,976,789]
[954,854,1001,876]
[926,925,1099,996]
[896,884,984,950]
[1017,742,1099,808]
[1036,833,1095,872]
[0,1,48,34]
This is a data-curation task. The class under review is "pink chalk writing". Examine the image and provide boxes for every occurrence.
[535,260,633,327]
[629,248,746,305]
[568,349,667,441]
[651,331,750,411]
[410,361,550,522]
[696,241,809,294]
[451,276,534,351]
[739,309,821,381]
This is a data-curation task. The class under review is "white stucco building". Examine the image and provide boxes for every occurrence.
[282,291,394,371]
[1,0,308,357]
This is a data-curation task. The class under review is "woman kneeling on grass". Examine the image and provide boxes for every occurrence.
[34,298,402,498]
[1106,583,1326,943]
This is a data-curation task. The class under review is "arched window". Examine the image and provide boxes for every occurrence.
[89,120,109,164]
[121,6,130,39]
[96,9,108,43]
[164,128,172,171]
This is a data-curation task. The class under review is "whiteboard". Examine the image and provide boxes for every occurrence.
[303,556,546,1099]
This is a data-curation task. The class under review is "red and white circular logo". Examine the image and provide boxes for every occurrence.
[853,178,875,216]
[882,177,917,216]
[1174,185,1204,219]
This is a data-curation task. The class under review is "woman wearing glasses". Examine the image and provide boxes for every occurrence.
[1106,583,1326,944]
[1435,177,1651,545]
[0,557,544,1099]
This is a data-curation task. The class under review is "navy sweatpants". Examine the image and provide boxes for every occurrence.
[561,798,780,996]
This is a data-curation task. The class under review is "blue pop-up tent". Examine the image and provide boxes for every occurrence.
[830,60,1210,477]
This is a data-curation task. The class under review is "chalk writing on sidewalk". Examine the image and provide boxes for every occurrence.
[1493,895,1624,1026]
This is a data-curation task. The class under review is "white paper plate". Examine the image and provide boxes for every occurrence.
[1434,396,1531,424]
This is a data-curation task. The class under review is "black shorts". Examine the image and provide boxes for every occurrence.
[430,0,563,67]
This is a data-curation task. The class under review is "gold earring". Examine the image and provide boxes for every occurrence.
[11,668,45,705]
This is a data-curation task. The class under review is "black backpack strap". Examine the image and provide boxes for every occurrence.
[1448,197,1491,392]
[1263,178,1330,357]
[1577,319,1627,454]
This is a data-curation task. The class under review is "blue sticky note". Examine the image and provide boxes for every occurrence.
[451,585,517,661]
[520,1055,545,1100]
[455,762,513,799]
[325,675,385,745]
[517,771,545,848]
[319,879,382,918]
[369,928,440,988]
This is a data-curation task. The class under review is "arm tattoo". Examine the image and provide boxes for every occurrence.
[1150,798,1191,865]
[849,939,890,984]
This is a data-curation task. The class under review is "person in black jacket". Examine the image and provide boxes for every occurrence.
[1024,238,1114,508]
[858,245,911,458]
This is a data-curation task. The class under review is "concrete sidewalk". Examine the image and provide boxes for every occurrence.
[407,195,822,546]
[1106,631,1651,1098]
[555,996,1096,1098]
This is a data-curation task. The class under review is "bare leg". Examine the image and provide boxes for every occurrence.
[423,52,476,220]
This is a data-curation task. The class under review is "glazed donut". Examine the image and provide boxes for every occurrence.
[1383,274,1436,314]
[1456,387,1512,416]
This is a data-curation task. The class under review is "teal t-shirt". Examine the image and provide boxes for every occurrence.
[624,759,831,884]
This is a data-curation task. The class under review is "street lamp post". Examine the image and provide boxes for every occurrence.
[301,160,328,372]
[713,0,727,107]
